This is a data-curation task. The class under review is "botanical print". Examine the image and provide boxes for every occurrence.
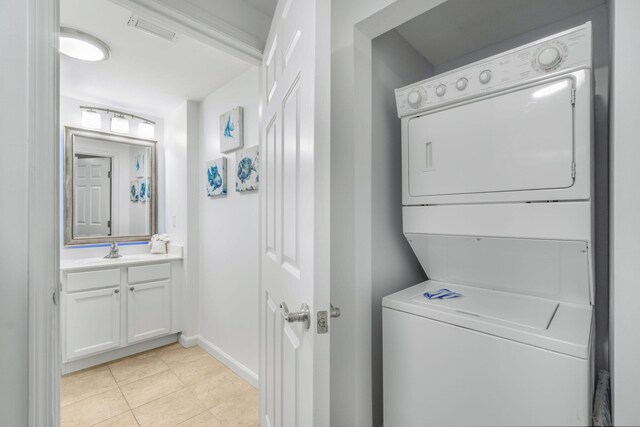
[134,153,145,178]
[236,146,259,192]
[206,157,227,197]
[219,106,243,153]
[130,180,139,202]
[138,178,148,202]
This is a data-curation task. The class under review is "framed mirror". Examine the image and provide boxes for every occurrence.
[64,126,158,245]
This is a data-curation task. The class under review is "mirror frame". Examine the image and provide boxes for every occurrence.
[64,126,158,246]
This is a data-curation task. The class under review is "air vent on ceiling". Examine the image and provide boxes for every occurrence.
[127,15,177,42]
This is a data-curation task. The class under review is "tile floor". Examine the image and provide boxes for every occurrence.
[61,343,258,427]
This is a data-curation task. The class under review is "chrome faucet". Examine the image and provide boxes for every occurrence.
[104,242,122,259]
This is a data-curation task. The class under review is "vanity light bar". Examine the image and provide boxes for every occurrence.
[79,106,156,125]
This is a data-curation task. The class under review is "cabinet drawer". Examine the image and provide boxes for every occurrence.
[67,268,120,292]
[128,263,170,284]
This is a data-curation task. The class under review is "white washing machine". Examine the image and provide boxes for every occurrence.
[384,23,594,426]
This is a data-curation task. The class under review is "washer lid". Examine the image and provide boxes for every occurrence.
[405,233,592,305]
[383,281,593,359]
[410,283,558,330]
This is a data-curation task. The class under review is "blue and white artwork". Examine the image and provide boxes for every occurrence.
[206,157,227,197]
[130,180,139,202]
[134,154,145,178]
[236,146,259,192]
[219,106,243,153]
[138,178,148,202]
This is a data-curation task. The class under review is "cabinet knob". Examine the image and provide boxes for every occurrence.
[130,287,134,291]
[114,289,119,294]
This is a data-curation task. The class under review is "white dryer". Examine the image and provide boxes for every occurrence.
[384,23,594,426]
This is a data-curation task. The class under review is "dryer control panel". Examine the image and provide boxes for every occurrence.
[395,22,592,118]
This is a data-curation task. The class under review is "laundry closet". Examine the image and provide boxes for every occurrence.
[362,1,611,425]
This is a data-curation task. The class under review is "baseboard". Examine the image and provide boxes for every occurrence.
[179,333,199,348]
[197,335,259,388]
[63,334,179,374]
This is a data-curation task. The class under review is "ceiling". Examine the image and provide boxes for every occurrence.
[60,0,254,117]
[395,0,604,67]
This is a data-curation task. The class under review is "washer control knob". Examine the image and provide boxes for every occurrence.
[479,70,492,84]
[407,88,425,108]
[435,84,446,97]
[537,46,563,70]
[456,78,468,91]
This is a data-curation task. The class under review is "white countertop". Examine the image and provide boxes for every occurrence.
[60,246,183,272]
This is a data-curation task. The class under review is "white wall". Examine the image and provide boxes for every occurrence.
[370,29,432,426]
[610,0,640,424]
[197,67,260,380]
[164,100,200,339]
[59,96,165,259]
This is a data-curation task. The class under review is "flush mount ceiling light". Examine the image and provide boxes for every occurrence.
[59,27,111,62]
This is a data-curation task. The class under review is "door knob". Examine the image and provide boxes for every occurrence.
[330,304,341,318]
[280,302,310,330]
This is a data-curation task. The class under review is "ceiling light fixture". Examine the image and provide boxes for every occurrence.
[80,106,156,139]
[82,109,102,129]
[110,114,130,134]
[59,27,111,62]
[138,121,155,139]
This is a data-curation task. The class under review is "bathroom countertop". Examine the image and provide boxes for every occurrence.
[60,248,183,272]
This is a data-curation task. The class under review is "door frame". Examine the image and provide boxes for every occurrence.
[29,0,60,425]
[32,0,270,425]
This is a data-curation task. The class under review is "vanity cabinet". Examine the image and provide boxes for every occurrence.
[66,286,121,359]
[61,257,182,368]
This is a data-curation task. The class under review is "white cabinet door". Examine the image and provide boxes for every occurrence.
[127,280,170,344]
[66,287,121,360]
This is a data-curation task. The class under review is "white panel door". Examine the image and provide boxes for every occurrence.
[127,280,171,343]
[260,0,331,426]
[66,287,120,359]
[74,156,112,237]
[408,78,575,197]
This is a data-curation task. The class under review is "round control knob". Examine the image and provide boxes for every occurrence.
[456,78,468,91]
[537,46,563,70]
[407,89,424,108]
[479,70,492,84]
[435,84,446,97]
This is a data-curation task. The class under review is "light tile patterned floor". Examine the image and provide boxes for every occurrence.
[61,343,258,427]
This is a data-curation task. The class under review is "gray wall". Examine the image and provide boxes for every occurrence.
[0,0,30,423]
[609,0,640,424]
[370,29,432,427]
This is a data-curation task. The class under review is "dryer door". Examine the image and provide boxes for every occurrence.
[407,78,575,198]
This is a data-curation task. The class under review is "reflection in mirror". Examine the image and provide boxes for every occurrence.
[65,127,157,245]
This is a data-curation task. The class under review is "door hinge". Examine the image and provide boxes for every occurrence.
[570,87,576,106]
[571,162,576,179]
[107,220,111,228]
[108,171,112,178]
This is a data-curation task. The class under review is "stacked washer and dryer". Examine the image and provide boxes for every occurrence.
[383,23,594,426]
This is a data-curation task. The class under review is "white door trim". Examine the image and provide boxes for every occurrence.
[28,0,60,425]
